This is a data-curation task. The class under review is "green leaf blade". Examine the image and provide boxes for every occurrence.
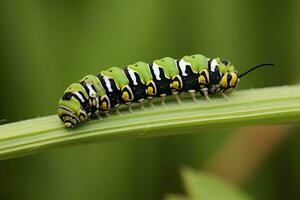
[182,168,254,200]
[0,85,299,160]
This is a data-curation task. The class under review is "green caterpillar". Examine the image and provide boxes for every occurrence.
[58,54,273,128]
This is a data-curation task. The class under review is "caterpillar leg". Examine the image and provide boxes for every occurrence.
[104,111,110,117]
[173,93,182,105]
[97,114,103,120]
[116,108,121,115]
[93,111,103,120]
[205,94,213,103]
[148,98,155,109]
[188,90,198,103]
[127,104,133,113]
[160,95,166,106]
[201,89,213,103]
[139,101,145,111]
[221,92,232,101]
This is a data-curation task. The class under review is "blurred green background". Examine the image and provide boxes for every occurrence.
[0,0,300,199]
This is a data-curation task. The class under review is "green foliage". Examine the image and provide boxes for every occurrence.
[0,85,299,161]
[165,168,253,200]
[165,194,189,200]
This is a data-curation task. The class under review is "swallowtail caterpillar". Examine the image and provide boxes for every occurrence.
[58,54,273,128]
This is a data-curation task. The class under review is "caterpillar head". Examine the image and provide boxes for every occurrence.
[218,59,239,93]
[219,71,239,93]
[219,61,274,93]
[199,58,274,94]
[58,83,90,128]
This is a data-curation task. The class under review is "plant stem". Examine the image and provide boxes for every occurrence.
[0,85,300,161]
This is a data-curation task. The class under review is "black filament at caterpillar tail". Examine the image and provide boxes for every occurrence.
[58,54,274,128]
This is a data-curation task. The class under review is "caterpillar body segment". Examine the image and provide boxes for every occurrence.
[58,83,91,128]
[97,73,121,110]
[80,75,105,114]
[58,54,273,128]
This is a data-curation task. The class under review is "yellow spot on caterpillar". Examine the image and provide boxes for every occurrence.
[220,74,228,88]
[101,101,107,110]
[79,115,85,121]
[230,73,238,87]
[172,81,180,89]
[92,99,96,107]
[199,75,206,84]
[147,86,154,95]
[122,91,130,101]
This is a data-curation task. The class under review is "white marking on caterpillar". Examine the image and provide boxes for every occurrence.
[86,84,97,98]
[210,59,218,72]
[152,63,161,80]
[74,91,85,102]
[86,83,99,108]
[127,68,138,85]
[103,76,113,92]
[178,59,190,76]
[127,85,134,100]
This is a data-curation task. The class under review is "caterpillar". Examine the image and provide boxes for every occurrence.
[58,54,273,128]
